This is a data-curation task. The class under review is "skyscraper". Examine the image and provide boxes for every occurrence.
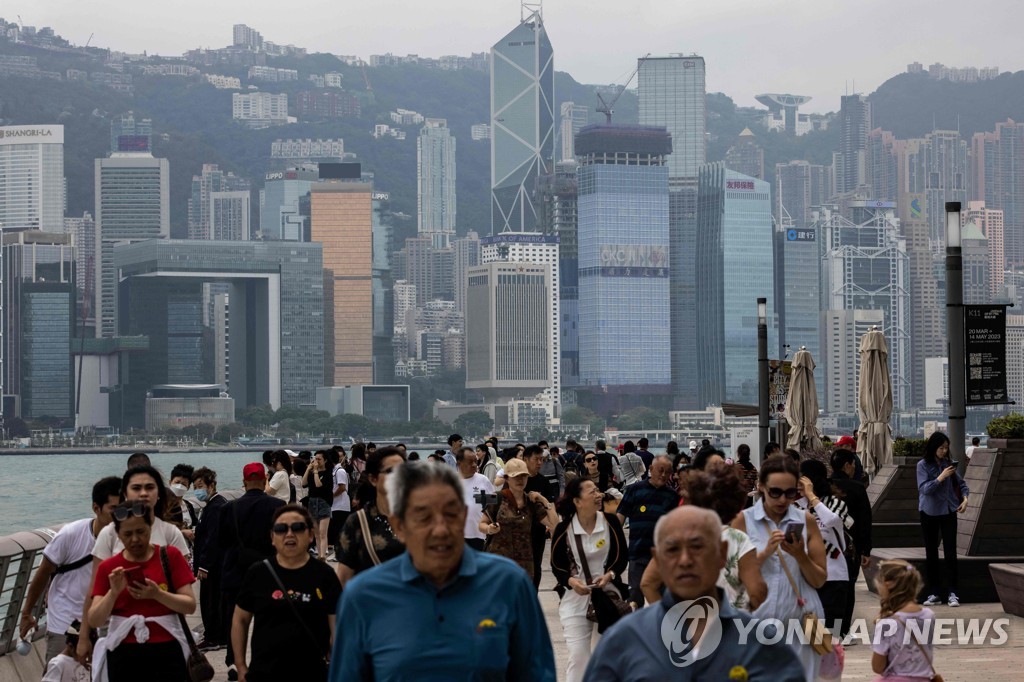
[695,163,776,407]
[110,112,152,153]
[961,221,990,304]
[724,128,764,180]
[902,130,969,245]
[310,177,374,386]
[775,160,829,229]
[490,6,554,233]
[259,165,318,240]
[972,120,1024,268]
[899,194,944,408]
[466,261,552,402]
[835,94,871,195]
[638,54,706,408]
[537,161,579,390]
[0,125,65,233]
[559,102,588,161]
[452,231,481,315]
[964,201,1005,297]
[187,164,252,240]
[576,124,671,412]
[481,232,560,413]
[64,211,95,322]
[95,152,170,337]
[3,230,75,420]
[820,201,911,410]
[416,119,456,248]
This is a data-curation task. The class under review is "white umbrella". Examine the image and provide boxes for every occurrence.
[857,327,894,475]
[784,347,822,454]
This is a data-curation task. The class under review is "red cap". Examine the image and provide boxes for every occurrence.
[834,436,856,448]
[243,462,267,480]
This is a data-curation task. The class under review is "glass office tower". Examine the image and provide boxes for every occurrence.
[696,163,776,407]
[490,8,554,233]
[576,125,671,410]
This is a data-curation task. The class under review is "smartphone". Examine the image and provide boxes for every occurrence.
[948,461,960,470]
[783,522,804,544]
[123,565,144,585]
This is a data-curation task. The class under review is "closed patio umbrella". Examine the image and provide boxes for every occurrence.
[783,347,822,454]
[857,327,893,475]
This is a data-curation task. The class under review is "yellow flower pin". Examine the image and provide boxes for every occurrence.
[476,619,497,633]
[729,665,749,681]
[316,588,323,600]
[640,505,647,513]
[596,538,607,549]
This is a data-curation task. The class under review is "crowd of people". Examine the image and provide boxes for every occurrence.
[17,432,970,681]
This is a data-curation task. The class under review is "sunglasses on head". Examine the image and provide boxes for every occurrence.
[113,501,148,521]
[766,487,800,500]
[272,521,310,535]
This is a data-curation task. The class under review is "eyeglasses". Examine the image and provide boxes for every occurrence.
[584,457,597,463]
[766,487,800,500]
[272,521,310,535]
[113,501,148,521]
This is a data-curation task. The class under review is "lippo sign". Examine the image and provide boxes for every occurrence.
[0,125,64,145]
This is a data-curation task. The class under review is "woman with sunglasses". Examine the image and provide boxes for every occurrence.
[232,504,341,682]
[336,447,407,587]
[88,502,196,682]
[733,455,827,681]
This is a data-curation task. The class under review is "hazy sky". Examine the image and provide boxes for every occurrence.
[8,0,1019,111]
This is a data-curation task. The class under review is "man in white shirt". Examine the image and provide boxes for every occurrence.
[457,446,495,551]
[20,476,121,663]
[330,456,351,559]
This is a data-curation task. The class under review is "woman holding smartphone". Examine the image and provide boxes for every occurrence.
[88,501,196,682]
[917,431,969,608]
[733,455,827,681]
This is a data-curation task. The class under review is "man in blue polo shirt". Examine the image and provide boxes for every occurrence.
[330,461,556,681]
[586,506,804,681]
[616,455,679,605]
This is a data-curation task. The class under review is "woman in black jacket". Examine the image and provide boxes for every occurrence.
[550,477,628,682]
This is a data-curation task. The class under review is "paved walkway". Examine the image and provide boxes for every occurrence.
[195,557,1024,681]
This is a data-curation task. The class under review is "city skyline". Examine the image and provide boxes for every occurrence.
[4,0,1019,112]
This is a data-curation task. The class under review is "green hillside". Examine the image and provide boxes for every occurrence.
[3,37,1021,239]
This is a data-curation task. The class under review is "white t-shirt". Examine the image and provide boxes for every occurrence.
[331,465,351,512]
[268,470,291,502]
[872,608,936,678]
[461,473,495,541]
[41,518,97,636]
[42,653,90,682]
[92,517,190,561]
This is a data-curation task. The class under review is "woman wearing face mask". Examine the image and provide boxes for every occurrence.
[733,455,828,681]
[191,467,227,651]
[88,501,197,682]
[165,463,198,544]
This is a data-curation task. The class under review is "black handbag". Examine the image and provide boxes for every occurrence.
[573,533,632,633]
[159,547,215,682]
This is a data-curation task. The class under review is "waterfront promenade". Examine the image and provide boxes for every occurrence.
[189,556,1021,681]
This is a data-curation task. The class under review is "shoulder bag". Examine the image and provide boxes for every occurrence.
[764,520,834,655]
[894,615,943,682]
[261,559,331,667]
[356,508,382,566]
[159,546,215,682]
[573,533,631,633]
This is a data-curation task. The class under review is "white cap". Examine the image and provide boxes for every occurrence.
[689,440,698,450]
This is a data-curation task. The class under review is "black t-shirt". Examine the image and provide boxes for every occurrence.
[235,557,341,681]
[305,467,334,503]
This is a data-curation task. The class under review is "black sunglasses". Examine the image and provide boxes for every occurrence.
[272,521,310,535]
[584,457,597,463]
[113,502,148,521]
[766,487,800,500]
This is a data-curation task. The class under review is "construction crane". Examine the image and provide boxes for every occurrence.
[595,54,649,124]
[85,33,94,48]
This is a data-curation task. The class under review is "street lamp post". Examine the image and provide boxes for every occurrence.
[945,202,967,474]
[757,297,769,459]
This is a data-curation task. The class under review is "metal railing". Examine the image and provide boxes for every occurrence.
[0,526,60,656]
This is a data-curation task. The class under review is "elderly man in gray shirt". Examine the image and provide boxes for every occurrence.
[585,506,805,681]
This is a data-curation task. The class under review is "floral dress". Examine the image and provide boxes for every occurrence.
[337,502,405,575]
[484,490,547,580]
[719,527,755,611]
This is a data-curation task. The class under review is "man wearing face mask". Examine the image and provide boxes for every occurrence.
[165,463,199,544]
[192,467,227,651]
